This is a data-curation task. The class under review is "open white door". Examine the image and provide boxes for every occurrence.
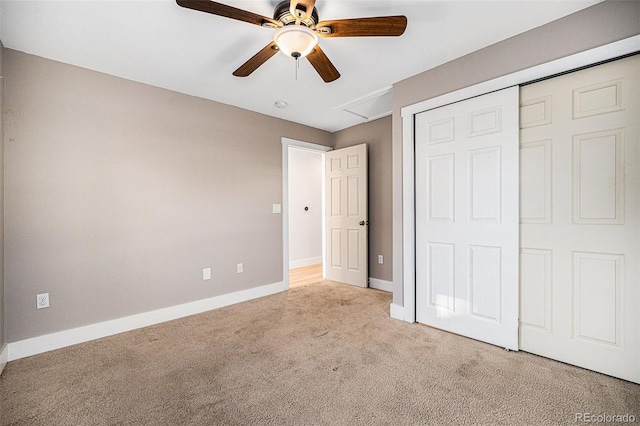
[415,87,519,350]
[325,144,368,287]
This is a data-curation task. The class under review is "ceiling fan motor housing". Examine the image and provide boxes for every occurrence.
[274,0,319,27]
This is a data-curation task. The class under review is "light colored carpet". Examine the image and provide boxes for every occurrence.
[1,280,638,425]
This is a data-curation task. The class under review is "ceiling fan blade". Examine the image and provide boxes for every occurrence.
[233,42,279,77]
[316,16,407,38]
[176,0,279,27]
[289,0,316,22]
[306,45,340,83]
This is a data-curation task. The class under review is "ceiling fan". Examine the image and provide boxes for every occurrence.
[176,0,408,83]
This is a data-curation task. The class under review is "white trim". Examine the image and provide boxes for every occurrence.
[343,110,392,124]
[289,257,322,270]
[400,35,640,325]
[334,87,393,123]
[282,138,332,286]
[342,109,392,124]
[282,138,333,154]
[390,303,404,321]
[7,281,286,361]
[334,86,392,111]
[402,112,416,324]
[369,278,393,293]
[0,344,8,375]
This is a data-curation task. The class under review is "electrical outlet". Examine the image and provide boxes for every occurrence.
[237,263,243,274]
[36,293,49,309]
[378,255,384,264]
[203,267,211,280]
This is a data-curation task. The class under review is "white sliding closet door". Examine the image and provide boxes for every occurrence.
[415,86,520,350]
[519,55,640,383]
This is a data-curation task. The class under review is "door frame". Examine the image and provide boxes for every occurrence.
[398,35,640,323]
[281,138,332,289]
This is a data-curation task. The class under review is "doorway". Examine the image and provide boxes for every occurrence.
[281,138,331,289]
[288,147,324,271]
[282,138,370,290]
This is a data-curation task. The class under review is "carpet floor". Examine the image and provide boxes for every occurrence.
[1,280,638,425]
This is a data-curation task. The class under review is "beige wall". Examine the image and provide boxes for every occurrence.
[391,1,640,306]
[4,49,332,342]
[333,116,392,282]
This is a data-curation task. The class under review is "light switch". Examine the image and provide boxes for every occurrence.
[203,268,211,280]
[273,204,282,214]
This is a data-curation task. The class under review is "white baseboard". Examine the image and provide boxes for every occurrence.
[0,344,8,375]
[289,257,322,270]
[390,303,404,321]
[369,278,393,293]
[8,281,287,362]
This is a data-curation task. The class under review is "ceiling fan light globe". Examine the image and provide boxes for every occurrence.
[273,25,318,58]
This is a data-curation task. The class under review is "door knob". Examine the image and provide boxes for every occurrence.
[359,220,368,226]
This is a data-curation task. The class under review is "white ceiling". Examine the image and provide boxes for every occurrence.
[1,0,600,132]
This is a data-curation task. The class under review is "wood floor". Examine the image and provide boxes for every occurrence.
[289,264,322,288]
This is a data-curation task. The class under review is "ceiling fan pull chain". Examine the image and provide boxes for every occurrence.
[295,56,299,81]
